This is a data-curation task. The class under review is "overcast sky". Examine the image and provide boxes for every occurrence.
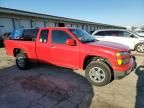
[0,0,144,27]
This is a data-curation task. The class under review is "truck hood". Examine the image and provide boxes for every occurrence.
[86,41,130,52]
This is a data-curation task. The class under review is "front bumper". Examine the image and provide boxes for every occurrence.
[114,56,137,79]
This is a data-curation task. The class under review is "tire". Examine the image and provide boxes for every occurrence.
[16,53,31,70]
[0,40,3,48]
[132,56,137,70]
[85,61,112,86]
[135,43,144,53]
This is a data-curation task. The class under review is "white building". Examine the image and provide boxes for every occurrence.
[0,7,126,35]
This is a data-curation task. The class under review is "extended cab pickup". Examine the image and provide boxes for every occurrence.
[4,27,136,86]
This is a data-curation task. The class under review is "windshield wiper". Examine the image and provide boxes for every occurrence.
[82,39,96,43]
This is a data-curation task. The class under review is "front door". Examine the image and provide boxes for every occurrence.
[49,29,79,68]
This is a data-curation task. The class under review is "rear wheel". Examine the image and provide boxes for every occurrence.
[0,40,3,47]
[135,43,144,53]
[85,61,112,86]
[16,53,31,70]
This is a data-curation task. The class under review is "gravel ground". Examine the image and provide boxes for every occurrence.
[0,48,144,108]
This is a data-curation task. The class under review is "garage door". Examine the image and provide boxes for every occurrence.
[98,26,102,29]
[19,20,31,29]
[72,24,77,28]
[87,25,91,32]
[95,26,98,30]
[65,23,71,27]
[77,24,82,29]
[45,22,55,27]
[35,21,44,28]
[83,25,87,31]
[0,18,14,35]
[91,26,95,31]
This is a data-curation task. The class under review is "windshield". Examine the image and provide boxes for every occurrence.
[129,31,144,38]
[69,29,96,43]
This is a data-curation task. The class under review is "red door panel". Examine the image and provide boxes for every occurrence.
[49,44,79,68]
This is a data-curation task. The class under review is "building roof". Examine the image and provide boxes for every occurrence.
[0,7,126,29]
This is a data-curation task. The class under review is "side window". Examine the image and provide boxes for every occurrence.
[95,31,115,36]
[122,31,131,37]
[95,31,105,36]
[116,31,131,37]
[52,30,71,44]
[39,30,49,43]
[105,31,121,37]
[104,31,113,36]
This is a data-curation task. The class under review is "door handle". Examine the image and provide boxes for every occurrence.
[50,45,56,48]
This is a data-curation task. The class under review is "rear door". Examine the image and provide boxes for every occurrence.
[94,31,117,42]
[104,31,120,43]
[114,31,137,49]
[93,31,106,41]
[36,29,50,62]
[49,29,79,68]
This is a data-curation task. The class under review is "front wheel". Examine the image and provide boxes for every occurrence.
[135,43,144,53]
[16,53,31,70]
[85,61,112,86]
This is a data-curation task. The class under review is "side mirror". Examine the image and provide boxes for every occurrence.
[130,34,135,38]
[66,39,76,46]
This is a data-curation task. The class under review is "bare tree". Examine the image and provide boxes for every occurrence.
[140,26,144,30]
[131,26,137,31]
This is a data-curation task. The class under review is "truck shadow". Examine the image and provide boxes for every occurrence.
[0,64,94,108]
[135,66,144,108]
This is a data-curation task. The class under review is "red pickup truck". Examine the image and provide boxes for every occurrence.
[4,27,136,86]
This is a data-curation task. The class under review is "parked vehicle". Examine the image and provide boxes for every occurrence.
[135,30,144,37]
[4,27,136,86]
[0,32,11,47]
[92,29,144,53]
[89,30,95,34]
[0,35,3,47]
[10,28,38,40]
[3,32,11,39]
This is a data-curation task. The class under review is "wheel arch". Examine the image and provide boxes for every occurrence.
[83,55,112,70]
[13,48,27,57]
[134,42,144,50]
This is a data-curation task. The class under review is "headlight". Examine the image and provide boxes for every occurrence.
[116,52,129,57]
[116,52,130,65]
[117,58,129,65]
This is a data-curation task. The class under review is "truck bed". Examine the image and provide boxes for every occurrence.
[4,40,37,59]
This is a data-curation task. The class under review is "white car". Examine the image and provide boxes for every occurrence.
[92,29,144,53]
[135,30,144,37]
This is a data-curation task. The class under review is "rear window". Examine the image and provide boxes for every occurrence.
[95,31,123,36]
[104,31,122,36]
[137,31,144,33]
[39,30,49,43]
[95,31,105,36]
